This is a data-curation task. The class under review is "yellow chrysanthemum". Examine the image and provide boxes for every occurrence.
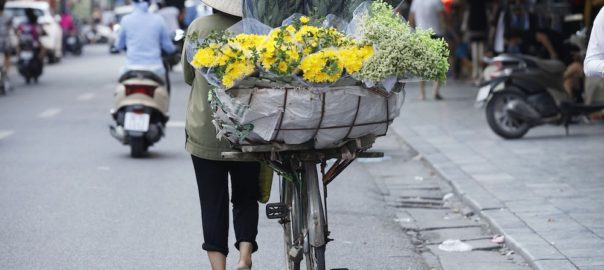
[300,49,343,83]
[300,16,310,24]
[191,47,218,68]
[222,60,255,88]
[229,34,265,50]
[338,45,374,74]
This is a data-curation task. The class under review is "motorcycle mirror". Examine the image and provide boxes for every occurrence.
[174,29,185,42]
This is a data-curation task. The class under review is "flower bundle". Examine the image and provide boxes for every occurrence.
[190,15,373,88]
[188,0,449,90]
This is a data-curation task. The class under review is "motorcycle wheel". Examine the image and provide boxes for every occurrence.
[130,137,147,158]
[48,52,60,64]
[486,91,531,139]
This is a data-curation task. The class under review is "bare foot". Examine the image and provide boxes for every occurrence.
[434,93,443,100]
[236,261,252,270]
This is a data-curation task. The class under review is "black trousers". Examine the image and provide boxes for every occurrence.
[191,155,261,256]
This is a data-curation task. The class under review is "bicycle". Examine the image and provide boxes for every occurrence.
[223,134,382,270]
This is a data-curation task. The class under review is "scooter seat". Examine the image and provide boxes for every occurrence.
[118,70,165,86]
[534,59,566,75]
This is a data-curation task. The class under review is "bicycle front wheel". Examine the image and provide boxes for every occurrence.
[282,178,302,270]
[303,162,326,270]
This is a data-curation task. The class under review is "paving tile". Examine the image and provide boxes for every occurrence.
[572,257,604,268]
[515,242,566,261]
[419,227,487,244]
[481,209,528,231]
[533,259,578,270]
[405,208,480,231]
[394,81,604,270]
[427,247,530,270]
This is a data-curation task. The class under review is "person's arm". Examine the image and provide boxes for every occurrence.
[439,10,447,34]
[182,24,195,86]
[159,19,175,54]
[585,0,593,28]
[585,9,604,77]
[114,22,126,51]
[408,2,416,28]
[535,31,558,60]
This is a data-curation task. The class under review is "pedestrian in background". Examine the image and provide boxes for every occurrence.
[583,7,604,119]
[157,0,181,34]
[585,7,604,77]
[466,0,488,83]
[182,0,261,269]
[409,0,446,100]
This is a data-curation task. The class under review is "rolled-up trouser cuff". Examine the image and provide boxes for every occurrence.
[235,239,259,253]
[202,242,229,257]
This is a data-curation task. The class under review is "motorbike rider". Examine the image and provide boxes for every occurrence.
[114,0,175,91]
[0,2,12,74]
[156,0,181,34]
[60,10,76,50]
[17,9,45,62]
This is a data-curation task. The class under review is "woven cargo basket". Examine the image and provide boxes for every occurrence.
[210,77,406,149]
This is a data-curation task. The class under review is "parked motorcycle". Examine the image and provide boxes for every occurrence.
[109,68,170,158]
[476,54,604,139]
[17,39,43,84]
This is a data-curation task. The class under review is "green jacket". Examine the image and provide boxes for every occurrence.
[182,13,240,160]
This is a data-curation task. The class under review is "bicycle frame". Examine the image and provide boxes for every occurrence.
[222,135,382,270]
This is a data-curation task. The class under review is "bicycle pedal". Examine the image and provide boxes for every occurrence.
[265,203,289,219]
[288,246,303,262]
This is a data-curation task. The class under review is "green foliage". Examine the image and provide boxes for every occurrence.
[243,0,370,27]
[359,0,450,82]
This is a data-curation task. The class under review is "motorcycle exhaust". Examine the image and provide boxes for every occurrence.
[109,124,127,144]
[505,100,542,124]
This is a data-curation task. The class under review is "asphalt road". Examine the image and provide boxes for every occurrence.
[0,45,427,270]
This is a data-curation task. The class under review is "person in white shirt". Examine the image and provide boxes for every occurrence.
[584,8,604,118]
[585,8,604,77]
[409,0,446,100]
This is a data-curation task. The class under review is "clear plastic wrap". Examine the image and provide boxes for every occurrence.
[184,0,446,148]
[209,84,406,149]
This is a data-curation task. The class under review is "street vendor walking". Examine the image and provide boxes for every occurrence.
[182,1,260,270]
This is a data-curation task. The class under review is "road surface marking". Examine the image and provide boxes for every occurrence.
[0,130,14,140]
[97,166,111,171]
[167,121,185,128]
[77,93,96,101]
[38,108,62,118]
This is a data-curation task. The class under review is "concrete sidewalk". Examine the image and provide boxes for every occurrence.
[390,81,604,270]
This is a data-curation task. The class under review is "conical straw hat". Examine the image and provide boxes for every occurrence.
[201,0,242,17]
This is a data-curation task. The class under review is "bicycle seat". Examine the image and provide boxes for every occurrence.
[118,70,165,85]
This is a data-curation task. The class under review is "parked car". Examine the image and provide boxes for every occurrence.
[4,0,63,64]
